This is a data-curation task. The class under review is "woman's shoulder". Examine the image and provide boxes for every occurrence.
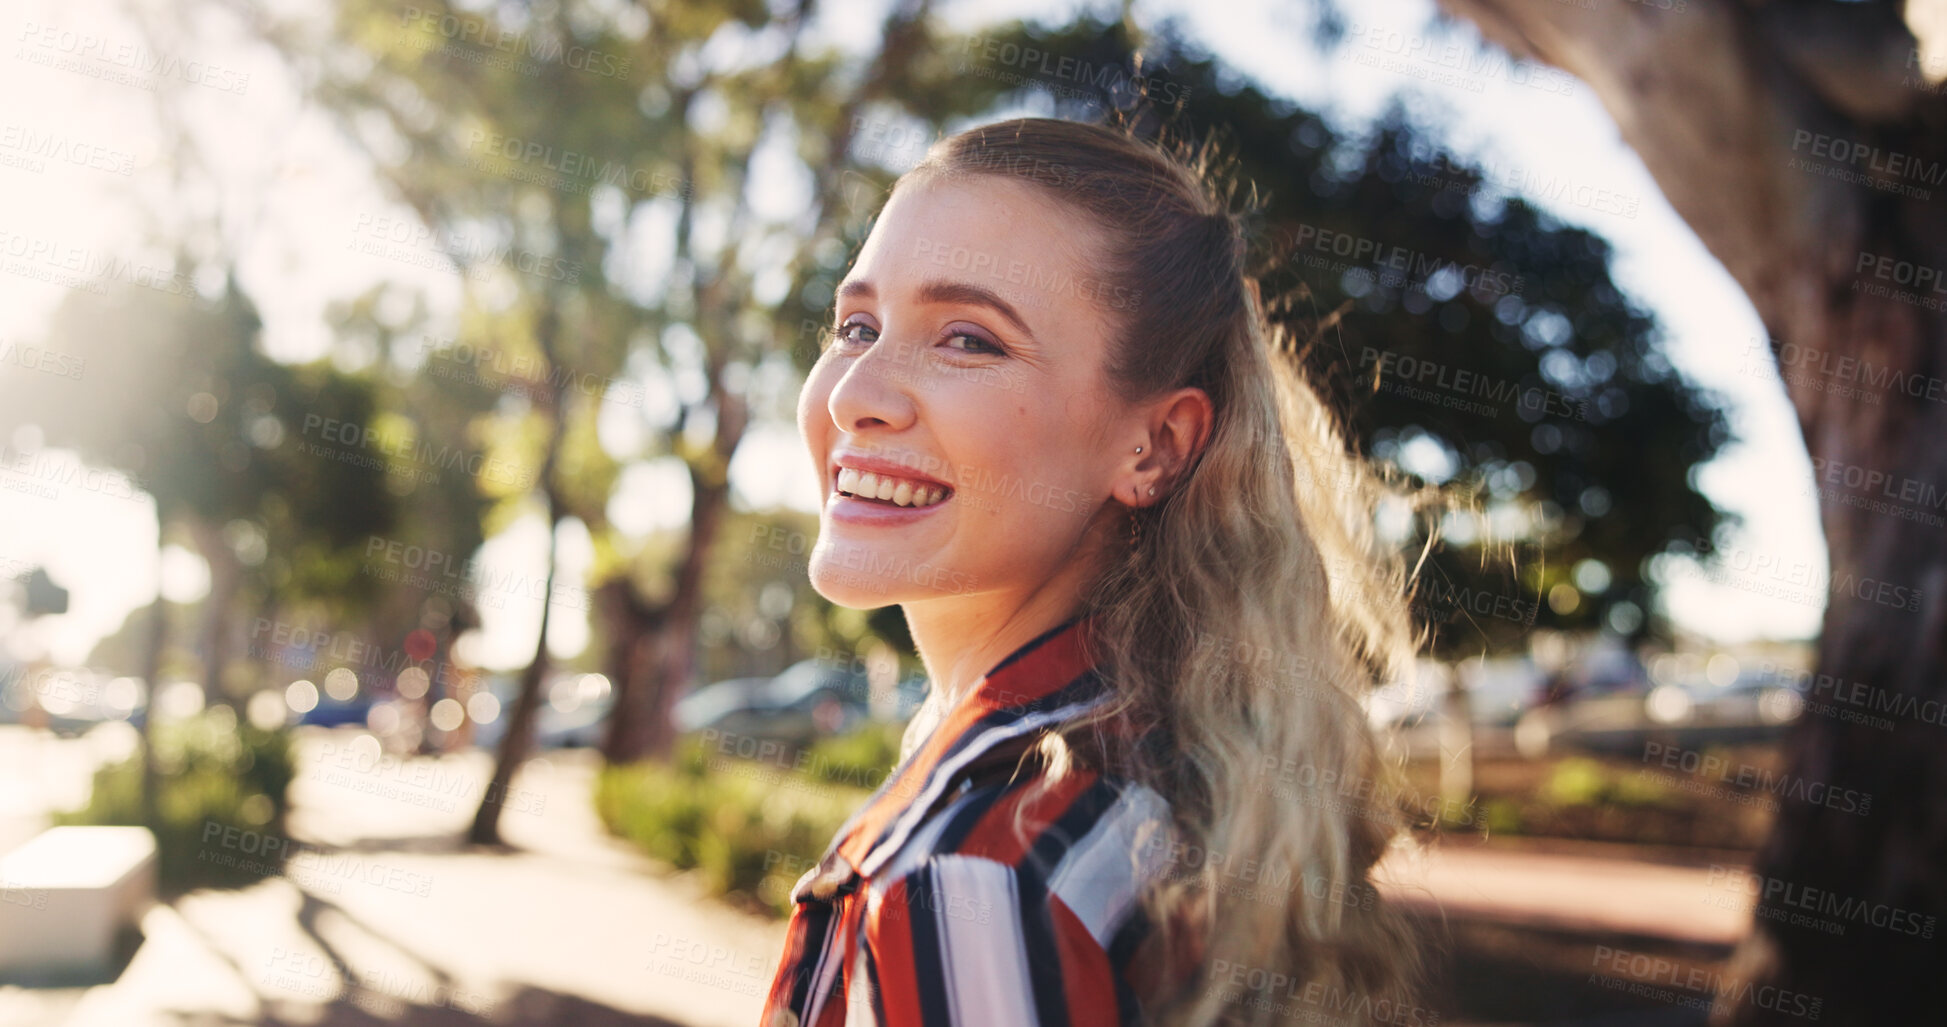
[870,761,1177,938]
[846,770,1174,1024]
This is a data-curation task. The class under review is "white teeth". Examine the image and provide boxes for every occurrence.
[833,465,949,508]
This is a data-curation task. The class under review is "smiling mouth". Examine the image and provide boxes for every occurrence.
[834,467,953,509]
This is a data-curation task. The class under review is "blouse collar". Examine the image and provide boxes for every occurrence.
[795,612,1111,899]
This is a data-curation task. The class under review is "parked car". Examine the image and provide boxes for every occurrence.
[297,694,376,729]
[1512,646,1655,757]
[0,666,145,736]
[1664,668,1804,739]
[1369,656,1548,731]
[469,672,614,751]
[1513,654,1800,757]
[675,658,926,750]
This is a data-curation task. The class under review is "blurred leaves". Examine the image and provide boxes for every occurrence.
[56,708,296,892]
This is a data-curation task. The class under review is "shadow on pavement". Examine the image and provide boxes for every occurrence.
[1412,911,1727,1026]
[0,922,146,990]
[160,984,687,1027]
[163,877,688,1027]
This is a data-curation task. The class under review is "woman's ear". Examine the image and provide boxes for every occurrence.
[1119,387,1212,507]
[1148,387,1214,494]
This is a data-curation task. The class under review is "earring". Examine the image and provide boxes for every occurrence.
[1134,446,1143,454]
[1149,487,1157,496]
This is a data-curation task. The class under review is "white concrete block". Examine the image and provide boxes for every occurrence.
[0,826,157,977]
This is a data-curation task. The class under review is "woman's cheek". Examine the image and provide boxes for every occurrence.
[798,362,836,441]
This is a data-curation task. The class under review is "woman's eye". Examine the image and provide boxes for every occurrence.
[943,330,1003,356]
[830,320,878,347]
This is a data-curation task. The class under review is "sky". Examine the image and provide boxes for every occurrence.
[0,0,1836,673]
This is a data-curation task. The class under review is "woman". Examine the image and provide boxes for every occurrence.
[764,117,1425,1027]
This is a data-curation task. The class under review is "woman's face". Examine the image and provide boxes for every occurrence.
[797,174,1137,610]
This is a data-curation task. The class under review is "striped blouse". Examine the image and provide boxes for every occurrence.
[760,613,1175,1027]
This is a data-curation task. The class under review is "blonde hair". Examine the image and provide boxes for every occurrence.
[895,118,1426,1025]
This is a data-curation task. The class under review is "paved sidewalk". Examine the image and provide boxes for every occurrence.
[1377,839,1748,947]
[2,732,788,1027]
[1,727,1752,1027]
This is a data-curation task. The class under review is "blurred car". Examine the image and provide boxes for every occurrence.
[1369,657,1546,733]
[674,659,927,750]
[469,672,615,751]
[0,666,146,736]
[674,659,870,748]
[1512,646,1655,757]
[1514,655,1800,757]
[297,693,376,728]
[1664,668,1804,739]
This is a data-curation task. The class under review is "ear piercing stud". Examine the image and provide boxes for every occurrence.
[1134,446,1143,454]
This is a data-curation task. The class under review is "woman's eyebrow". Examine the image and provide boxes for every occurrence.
[837,277,1038,341]
[915,279,1035,339]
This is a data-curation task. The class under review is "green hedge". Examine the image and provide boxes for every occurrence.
[55,706,296,892]
[596,727,902,917]
[800,721,904,789]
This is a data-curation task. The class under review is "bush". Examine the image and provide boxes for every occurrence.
[596,730,888,916]
[800,721,904,788]
[55,706,296,892]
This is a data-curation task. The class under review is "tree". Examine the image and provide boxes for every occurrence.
[1405,0,1947,1019]
[253,0,1108,809]
[797,14,1731,659]
[248,0,1007,842]
[2,271,399,830]
[245,0,1728,838]
[6,276,399,696]
[325,284,495,754]
[853,16,1731,822]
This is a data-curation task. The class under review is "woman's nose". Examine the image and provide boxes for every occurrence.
[826,336,918,433]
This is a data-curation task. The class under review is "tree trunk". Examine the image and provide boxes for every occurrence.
[596,578,662,764]
[189,517,241,711]
[587,2,917,767]
[139,565,169,830]
[465,530,555,846]
[468,305,568,847]
[601,473,733,763]
[599,279,747,765]
[1422,1,1947,1019]
[467,488,561,846]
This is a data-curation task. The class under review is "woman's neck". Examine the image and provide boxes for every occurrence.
[902,520,1121,710]
[902,593,1079,712]
[900,495,1133,711]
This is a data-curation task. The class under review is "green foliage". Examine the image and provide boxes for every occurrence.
[21,280,400,614]
[1540,757,1675,808]
[1481,796,1526,835]
[595,732,879,917]
[1540,757,1610,806]
[859,17,1732,652]
[211,3,1730,772]
[1443,753,1773,849]
[801,721,904,788]
[55,710,297,892]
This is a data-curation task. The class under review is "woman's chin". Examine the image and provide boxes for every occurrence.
[808,543,980,608]
[806,556,898,609]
